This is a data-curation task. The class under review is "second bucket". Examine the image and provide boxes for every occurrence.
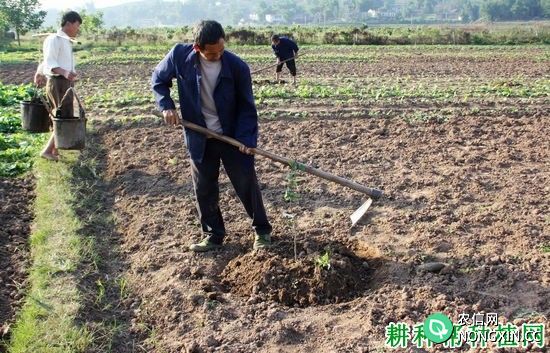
[53,117,87,150]
[53,87,87,150]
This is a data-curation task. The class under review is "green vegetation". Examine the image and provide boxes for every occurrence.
[255,77,549,103]
[68,137,142,352]
[282,162,306,261]
[6,152,93,353]
[0,83,47,177]
[6,125,136,352]
[0,108,22,132]
[0,0,45,46]
[315,250,332,270]
[2,23,548,57]
[66,22,550,46]
[0,83,34,105]
[85,89,153,107]
[79,10,105,35]
[37,0,550,28]
[0,14,547,352]
[284,161,303,202]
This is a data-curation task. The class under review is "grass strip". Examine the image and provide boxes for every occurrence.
[6,152,93,353]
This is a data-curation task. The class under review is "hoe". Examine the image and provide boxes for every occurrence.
[178,120,382,226]
[250,52,305,75]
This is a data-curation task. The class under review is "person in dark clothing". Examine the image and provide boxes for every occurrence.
[271,34,299,84]
[151,20,273,252]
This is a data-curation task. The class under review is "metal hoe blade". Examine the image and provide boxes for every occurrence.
[350,198,373,227]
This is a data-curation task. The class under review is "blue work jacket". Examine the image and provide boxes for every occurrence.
[272,37,299,60]
[151,44,258,164]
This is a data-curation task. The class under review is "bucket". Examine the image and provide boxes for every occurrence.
[20,101,50,133]
[53,117,87,150]
[52,87,87,150]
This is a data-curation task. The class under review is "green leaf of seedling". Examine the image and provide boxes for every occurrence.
[315,251,331,270]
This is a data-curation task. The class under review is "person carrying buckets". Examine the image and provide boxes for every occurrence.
[34,11,82,161]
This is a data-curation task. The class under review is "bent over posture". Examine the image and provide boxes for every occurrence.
[271,34,299,84]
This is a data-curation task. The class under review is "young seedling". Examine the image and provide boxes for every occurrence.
[116,277,129,300]
[283,161,302,202]
[283,160,304,261]
[95,278,106,304]
[282,211,297,261]
[315,250,331,270]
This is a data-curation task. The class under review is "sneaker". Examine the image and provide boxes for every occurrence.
[253,233,272,250]
[189,238,222,252]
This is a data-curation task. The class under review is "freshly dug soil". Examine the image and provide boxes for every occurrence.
[0,177,34,351]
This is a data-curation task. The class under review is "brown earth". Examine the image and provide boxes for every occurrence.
[78,111,549,352]
[1,44,548,85]
[0,64,36,86]
[0,178,34,352]
[1,47,549,352]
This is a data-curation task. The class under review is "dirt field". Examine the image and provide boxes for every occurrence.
[1,45,548,352]
[0,178,33,353]
[80,113,549,352]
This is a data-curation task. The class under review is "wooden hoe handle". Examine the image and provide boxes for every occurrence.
[180,120,383,200]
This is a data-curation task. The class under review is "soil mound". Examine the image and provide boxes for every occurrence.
[221,242,373,307]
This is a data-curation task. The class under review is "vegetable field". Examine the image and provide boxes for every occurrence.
[0,43,548,352]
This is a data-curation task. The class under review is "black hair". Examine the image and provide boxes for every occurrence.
[61,11,82,26]
[193,20,225,49]
[271,34,280,42]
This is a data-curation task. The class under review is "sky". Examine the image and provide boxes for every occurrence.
[39,0,139,10]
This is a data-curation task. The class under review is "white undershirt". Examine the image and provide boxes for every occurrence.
[199,55,223,134]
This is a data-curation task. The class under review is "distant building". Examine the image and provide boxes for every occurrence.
[436,8,460,21]
[265,14,285,24]
[366,9,397,18]
[3,31,16,40]
[291,12,309,24]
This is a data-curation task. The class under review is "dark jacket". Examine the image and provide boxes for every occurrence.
[151,44,258,163]
[272,37,299,61]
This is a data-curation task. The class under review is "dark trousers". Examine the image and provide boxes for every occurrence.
[276,59,297,76]
[190,139,272,244]
[46,76,73,118]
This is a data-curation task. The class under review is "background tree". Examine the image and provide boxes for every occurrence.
[256,0,274,22]
[512,0,531,18]
[36,0,550,27]
[515,0,543,18]
[0,0,45,45]
[0,10,7,31]
[543,0,550,16]
[356,0,384,11]
[0,10,9,46]
[461,1,480,22]
[382,0,396,10]
[79,10,104,34]
[273,0,304,23]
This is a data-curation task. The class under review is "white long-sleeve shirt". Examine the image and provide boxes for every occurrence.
[42,29,75,76]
